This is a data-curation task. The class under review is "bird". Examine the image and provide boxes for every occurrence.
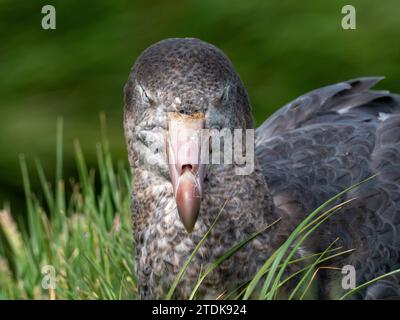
[123,38,400,299]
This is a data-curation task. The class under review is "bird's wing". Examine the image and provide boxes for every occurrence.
[256,76,399,211]
[256,77,395,141]
[255,77,400,295]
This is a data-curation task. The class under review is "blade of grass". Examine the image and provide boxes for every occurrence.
[338,268,400,300]
[288,238,339,300]
[19,154,41,255]
[35,158,55,214]
[299,266,341,300]
[55,117,65,229]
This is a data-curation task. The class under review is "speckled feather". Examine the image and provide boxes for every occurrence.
[124,38,400,299]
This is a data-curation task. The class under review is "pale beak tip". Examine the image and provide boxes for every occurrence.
[183,223,194,234]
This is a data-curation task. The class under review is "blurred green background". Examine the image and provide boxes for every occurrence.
[1,0,399,213]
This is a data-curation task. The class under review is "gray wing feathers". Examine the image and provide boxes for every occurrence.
[256,77,399,144]
[255,77,400,298]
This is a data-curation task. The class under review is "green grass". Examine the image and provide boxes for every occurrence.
[1,117,399,300]
[0,115,135,299]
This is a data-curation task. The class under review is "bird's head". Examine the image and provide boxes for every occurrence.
[124,38,254,233]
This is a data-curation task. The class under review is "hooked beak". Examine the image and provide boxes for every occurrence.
[167,112,206,233]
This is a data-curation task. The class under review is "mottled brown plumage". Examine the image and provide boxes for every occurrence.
[124,38,400,299]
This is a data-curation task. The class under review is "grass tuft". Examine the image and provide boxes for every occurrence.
[0,117,135,299]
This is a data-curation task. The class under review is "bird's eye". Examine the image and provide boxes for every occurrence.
[137,84,152,105]
[213,85,230,107]
[221,85,230,102]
